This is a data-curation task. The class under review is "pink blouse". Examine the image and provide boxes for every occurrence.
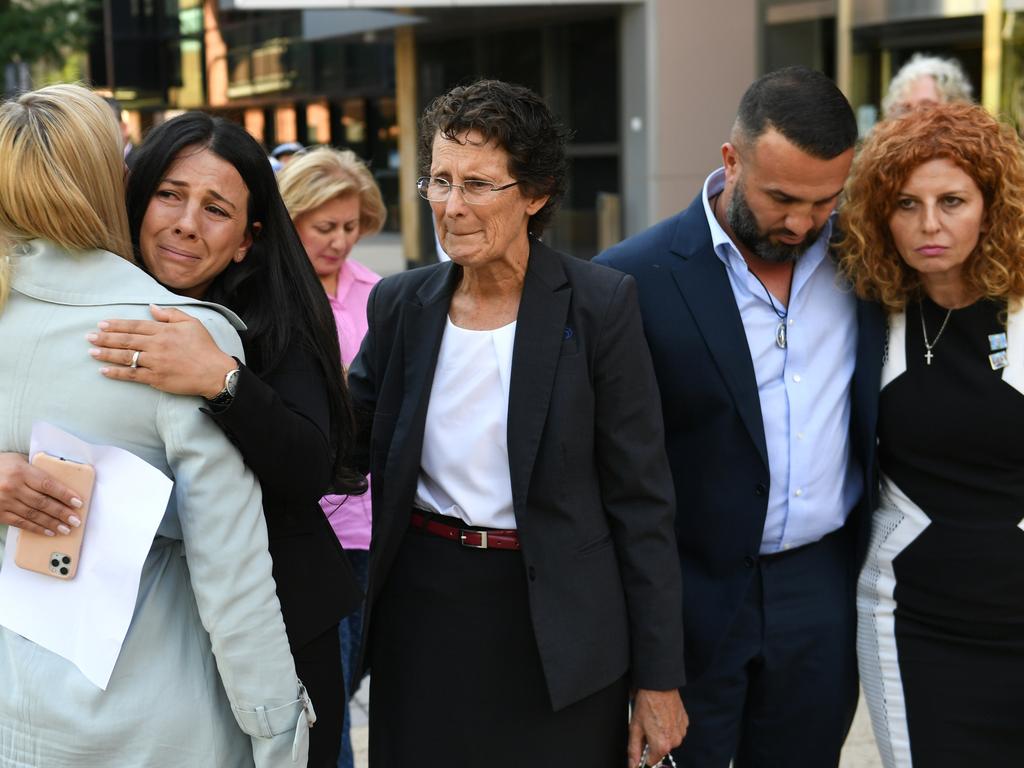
[319,257,381,551]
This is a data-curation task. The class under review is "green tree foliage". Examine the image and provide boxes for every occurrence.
[0,0,93,67]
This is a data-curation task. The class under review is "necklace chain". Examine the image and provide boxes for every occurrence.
[748,268,789,349]
[748,269,787,322]
[919,300,953,366]
[713,192,789,349]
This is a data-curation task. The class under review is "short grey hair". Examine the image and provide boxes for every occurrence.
[882,54,973,118]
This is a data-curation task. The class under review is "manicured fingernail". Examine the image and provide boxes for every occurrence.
[58,525,71,535]
[69,499,82,509]
[88,348,100,357]
[68,514,82,525]
[44,530,55,537]
[98,321,109,330]
[86,333,98,342]
[99,367,110,375]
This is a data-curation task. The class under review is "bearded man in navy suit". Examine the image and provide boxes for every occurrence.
[596,67,885,767]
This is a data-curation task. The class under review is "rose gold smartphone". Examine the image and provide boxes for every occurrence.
[13,453,95,579]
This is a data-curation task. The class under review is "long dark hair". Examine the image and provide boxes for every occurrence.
[126,112,365,495]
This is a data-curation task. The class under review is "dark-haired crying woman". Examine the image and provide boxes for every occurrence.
[85,113,364,768]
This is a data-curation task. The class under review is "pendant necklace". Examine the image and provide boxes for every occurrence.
[749,269,788,349]
[919,300,953,366]
[712,192,788,349]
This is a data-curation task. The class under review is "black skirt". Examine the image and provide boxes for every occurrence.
[368,521,628,768]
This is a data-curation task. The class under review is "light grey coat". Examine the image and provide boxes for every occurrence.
[0,240,310,767]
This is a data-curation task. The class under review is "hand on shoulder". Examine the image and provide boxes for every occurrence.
[87,304,237,399]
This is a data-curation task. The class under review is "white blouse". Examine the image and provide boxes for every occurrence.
[414,315,517,529]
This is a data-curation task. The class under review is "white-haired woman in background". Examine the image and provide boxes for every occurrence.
[882,53,973,118]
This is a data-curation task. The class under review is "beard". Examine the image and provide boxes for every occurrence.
[726,180,822,264]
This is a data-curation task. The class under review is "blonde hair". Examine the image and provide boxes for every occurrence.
[0,83,132,311]
[277,147,386,237]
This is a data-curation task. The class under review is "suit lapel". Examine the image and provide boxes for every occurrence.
[669,196,769,470]
[507,240,571,511]
[386,264,459,481]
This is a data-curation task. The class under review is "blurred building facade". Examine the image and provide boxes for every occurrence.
[86,1,1024,262]
[766,1,1024,133]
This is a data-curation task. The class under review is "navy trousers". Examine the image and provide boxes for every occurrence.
[673,528,858,768]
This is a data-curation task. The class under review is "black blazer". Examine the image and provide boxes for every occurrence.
[209,340,361,650]
[595,194,886,681]
[348,238,686,710]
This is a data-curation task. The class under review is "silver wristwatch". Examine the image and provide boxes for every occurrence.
[207,365,240,406]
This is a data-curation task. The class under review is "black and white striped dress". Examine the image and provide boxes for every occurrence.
[857,297,1024,767]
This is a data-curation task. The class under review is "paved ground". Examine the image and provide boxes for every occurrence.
[347,237,883,768]
[350,677,369,767]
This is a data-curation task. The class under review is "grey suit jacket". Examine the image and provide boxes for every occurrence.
[349,237,686,710]
[0,240,308,767]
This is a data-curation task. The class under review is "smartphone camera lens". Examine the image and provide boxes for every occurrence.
[59,567,69,576]
[50,558,59,567]
[61,556,71,565]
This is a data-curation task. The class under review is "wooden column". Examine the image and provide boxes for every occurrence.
[982,0,1003,114]
[395,24,421,267]
[835,0,853,98]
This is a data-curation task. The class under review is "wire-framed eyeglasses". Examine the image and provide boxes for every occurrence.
[416,176,520,205]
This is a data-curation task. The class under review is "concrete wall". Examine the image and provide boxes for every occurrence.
[621,0,758,233]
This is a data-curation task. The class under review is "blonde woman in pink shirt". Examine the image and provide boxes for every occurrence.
[278,147,385,768]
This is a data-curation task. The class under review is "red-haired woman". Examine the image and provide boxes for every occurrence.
[838,102,1024,767]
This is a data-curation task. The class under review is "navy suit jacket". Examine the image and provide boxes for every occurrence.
[595,193,885,681]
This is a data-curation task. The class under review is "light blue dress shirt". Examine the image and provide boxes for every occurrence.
[702,169,861,554]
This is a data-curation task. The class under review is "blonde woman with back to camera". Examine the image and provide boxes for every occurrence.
[0,84,311,766]
[277,147,385,768]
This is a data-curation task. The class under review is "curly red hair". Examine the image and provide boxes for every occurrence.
[836,103,1024,311]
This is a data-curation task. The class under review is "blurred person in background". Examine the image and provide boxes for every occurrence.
[839,102,1024,767]
[277,146,386,768]
[104,97,135,165]
[271,141,305,169]
[0,84,310,767]
[348,78,688,768]
[882,53,973,119]
[85,113,363,767]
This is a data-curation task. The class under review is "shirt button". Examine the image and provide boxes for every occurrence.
[783,543,791,551]
[792,374,802,383]
[788,318,794,326]
[744,556,756,568]
[755,483,768,496]
[796,432,804,440]
[528,566,537,581]
[794,488,803,497]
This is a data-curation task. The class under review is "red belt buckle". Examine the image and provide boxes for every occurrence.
[459,530,488,549]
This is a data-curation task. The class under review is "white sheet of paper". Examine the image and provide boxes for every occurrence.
[0,422,171,689]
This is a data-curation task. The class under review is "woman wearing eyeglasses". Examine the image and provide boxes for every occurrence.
[347,79,688,768]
